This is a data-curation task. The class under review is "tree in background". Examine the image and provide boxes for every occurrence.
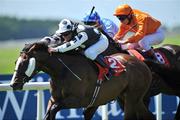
[0,16,179,41]
[0,16,59,40]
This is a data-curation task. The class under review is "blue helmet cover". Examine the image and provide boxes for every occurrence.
[83,11,101,23]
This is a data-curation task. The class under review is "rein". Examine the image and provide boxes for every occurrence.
[56,57,82,81]
[24,44,82,81]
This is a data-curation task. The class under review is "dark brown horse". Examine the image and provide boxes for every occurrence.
[10,43,154,120]
[111,43,180,120]
[80,43,180,120]
[144,44,180,120]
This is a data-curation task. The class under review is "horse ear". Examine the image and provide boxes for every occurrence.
[22,42,49,61]
[22,43,34,53]
[27,44,37,54]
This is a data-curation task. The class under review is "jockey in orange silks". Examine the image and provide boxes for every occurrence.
[113,4,165,63]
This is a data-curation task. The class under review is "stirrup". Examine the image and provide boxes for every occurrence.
[104,68,114,80]
[104,74,111,80]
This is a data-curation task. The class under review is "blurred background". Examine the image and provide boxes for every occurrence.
[0,0,180,74]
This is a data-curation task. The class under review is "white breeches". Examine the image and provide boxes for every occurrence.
[121,27,165,51]
[138,27,165,51]
[84,34,109,60]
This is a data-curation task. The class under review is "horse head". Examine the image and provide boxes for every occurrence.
[10,43,49,90]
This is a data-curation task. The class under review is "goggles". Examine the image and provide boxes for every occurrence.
[117,15,128,21]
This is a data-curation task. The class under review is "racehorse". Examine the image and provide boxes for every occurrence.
[79,42,180,120]
[111,43,180,120]
[10,43,154,120]
[144,44,180,120]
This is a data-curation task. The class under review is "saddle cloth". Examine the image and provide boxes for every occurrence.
[96,56,126,80]
[127,49,170,67]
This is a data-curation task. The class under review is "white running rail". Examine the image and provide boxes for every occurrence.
[0,82,162,120]
[0,82,49,120]
[101,94,162,120]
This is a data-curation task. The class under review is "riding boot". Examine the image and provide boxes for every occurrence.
[95,54,114,79]
[144,48,159,63]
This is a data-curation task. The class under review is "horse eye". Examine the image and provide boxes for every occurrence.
[23,55,28,60]
[21,54,28,60]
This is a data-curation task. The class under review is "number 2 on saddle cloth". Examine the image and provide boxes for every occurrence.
[95,56,126,80]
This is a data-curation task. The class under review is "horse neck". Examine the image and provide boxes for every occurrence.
[37,55,62,77]
[37,52,96,83]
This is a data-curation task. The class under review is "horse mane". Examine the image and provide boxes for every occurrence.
[22,43,35,52]
[21,42,49,54]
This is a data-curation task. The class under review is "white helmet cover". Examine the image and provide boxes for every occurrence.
[56,19,74,34]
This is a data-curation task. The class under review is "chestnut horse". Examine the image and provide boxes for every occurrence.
[10,43,154,120]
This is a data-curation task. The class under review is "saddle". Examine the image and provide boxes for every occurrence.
[95,56,126,81]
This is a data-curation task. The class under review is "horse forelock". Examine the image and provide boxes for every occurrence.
[22,43,48,54]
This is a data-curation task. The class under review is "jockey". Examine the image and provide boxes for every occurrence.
[113,4,165,63]
[82,11,119,38]
[48,19,114,76]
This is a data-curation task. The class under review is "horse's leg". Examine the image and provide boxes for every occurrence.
[136,100,155,120]
[116,96,125,111]
[44,98,61,120]
[117,93,155,120]
[49,102,61,120]
[83,106,99,120]
[44,98,54,120]
[123,95,137,120]
[124,97,154,120]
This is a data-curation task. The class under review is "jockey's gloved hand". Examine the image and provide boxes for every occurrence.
[118,39,129,44]
[48,47,58,55]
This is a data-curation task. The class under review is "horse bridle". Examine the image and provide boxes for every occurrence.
[13,65,36,85]
[14,51,39,84]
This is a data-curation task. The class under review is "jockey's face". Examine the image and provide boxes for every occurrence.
[117,15,130,25]
[122,18,129,25]
[61,31,73,42]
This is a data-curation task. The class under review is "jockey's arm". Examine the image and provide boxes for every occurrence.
[127,19,146,43]
[53,32,88,53]
[113,25,127,42]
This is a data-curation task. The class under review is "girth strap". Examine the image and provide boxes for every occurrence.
[87,79,102,108]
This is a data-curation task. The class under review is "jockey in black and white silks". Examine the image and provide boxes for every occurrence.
[48,19,113,76]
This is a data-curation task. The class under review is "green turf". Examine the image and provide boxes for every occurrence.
[161,35,180,45]
[0,48,21,74]
[0,36,179,74]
